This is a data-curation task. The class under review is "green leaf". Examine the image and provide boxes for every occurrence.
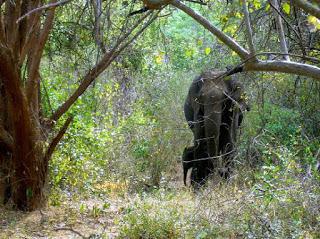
[282,3,290,15]
[308,15,320,30]
[253,0,261,9]
[204,47,211,55]
[266,3,270,11]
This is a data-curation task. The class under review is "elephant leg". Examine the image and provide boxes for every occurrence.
[219,109,237,179]
[182,146,195,186]
[219,122,233,179]
[191,108,208,188]
[204,103,222,177]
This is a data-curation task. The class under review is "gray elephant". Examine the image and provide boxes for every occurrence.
[183,69,249,186]
[182,144,210,187]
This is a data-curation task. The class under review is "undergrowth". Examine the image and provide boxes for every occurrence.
[118,170,319,239]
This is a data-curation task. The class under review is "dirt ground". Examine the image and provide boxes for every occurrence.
[0,193,127,238]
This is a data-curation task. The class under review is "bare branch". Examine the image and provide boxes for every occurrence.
[270,0,290,61]
[268,0,302,46]
[51,12,155,121]
[244,60,320,80]
[26,2,57,105]
[92,0,106,53]
[293,0,320,19]
[256,51,320,63]
[184,0,207,5]
[44,116,73,163]
[16,0,73,23]
[171,0,250,59]
[219,51,320,80]
[242,0,256,59]
[116,13,159,58]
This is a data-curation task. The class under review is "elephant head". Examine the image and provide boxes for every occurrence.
[183,69,249,186]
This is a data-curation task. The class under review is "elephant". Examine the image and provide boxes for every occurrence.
[183,69,249,186]
[182,145,210,187]
[182,146,194,186]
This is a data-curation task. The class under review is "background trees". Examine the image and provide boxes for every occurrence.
[0,0,319,215]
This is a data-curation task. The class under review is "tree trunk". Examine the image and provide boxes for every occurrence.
[0,57,47,211]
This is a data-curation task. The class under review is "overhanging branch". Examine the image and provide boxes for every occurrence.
[17,0,73,23]
[244,60,320,80]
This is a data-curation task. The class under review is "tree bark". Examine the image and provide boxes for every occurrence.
[0,53,45,210]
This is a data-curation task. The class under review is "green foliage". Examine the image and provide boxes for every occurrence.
[118,169,320,239]
[118,191,192,239]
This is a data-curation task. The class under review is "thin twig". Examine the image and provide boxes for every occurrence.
[55,227,88,239]
[17,0,73,23]
[183,149,237,164]
[268,0,304,53]
[242,0,256,59]
[270,0,290,61]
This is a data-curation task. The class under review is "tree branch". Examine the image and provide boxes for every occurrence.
[171,0,250,59]
[217,51,320,81]
[268,0,303,47]
[44,116,73,163]
[293,0,320,19]
[26,1,57,107]
[16,0,73,23]
[242,0,256,59]
[51,12,154,121]
[184,0,207,5]
[244,60,320,80]
[92,0,106,53]
[270,0,290,61]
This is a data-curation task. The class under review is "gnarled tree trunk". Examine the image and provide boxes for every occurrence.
[0,53,47,210]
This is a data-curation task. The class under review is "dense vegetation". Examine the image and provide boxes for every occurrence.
[1,0,319,238]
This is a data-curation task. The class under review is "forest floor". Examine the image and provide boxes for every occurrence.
[1,170,319,238]
[0,175,187,239]
[0,192,125,238]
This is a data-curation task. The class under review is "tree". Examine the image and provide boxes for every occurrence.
[0,0,157,211]
[168,0,320,80]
